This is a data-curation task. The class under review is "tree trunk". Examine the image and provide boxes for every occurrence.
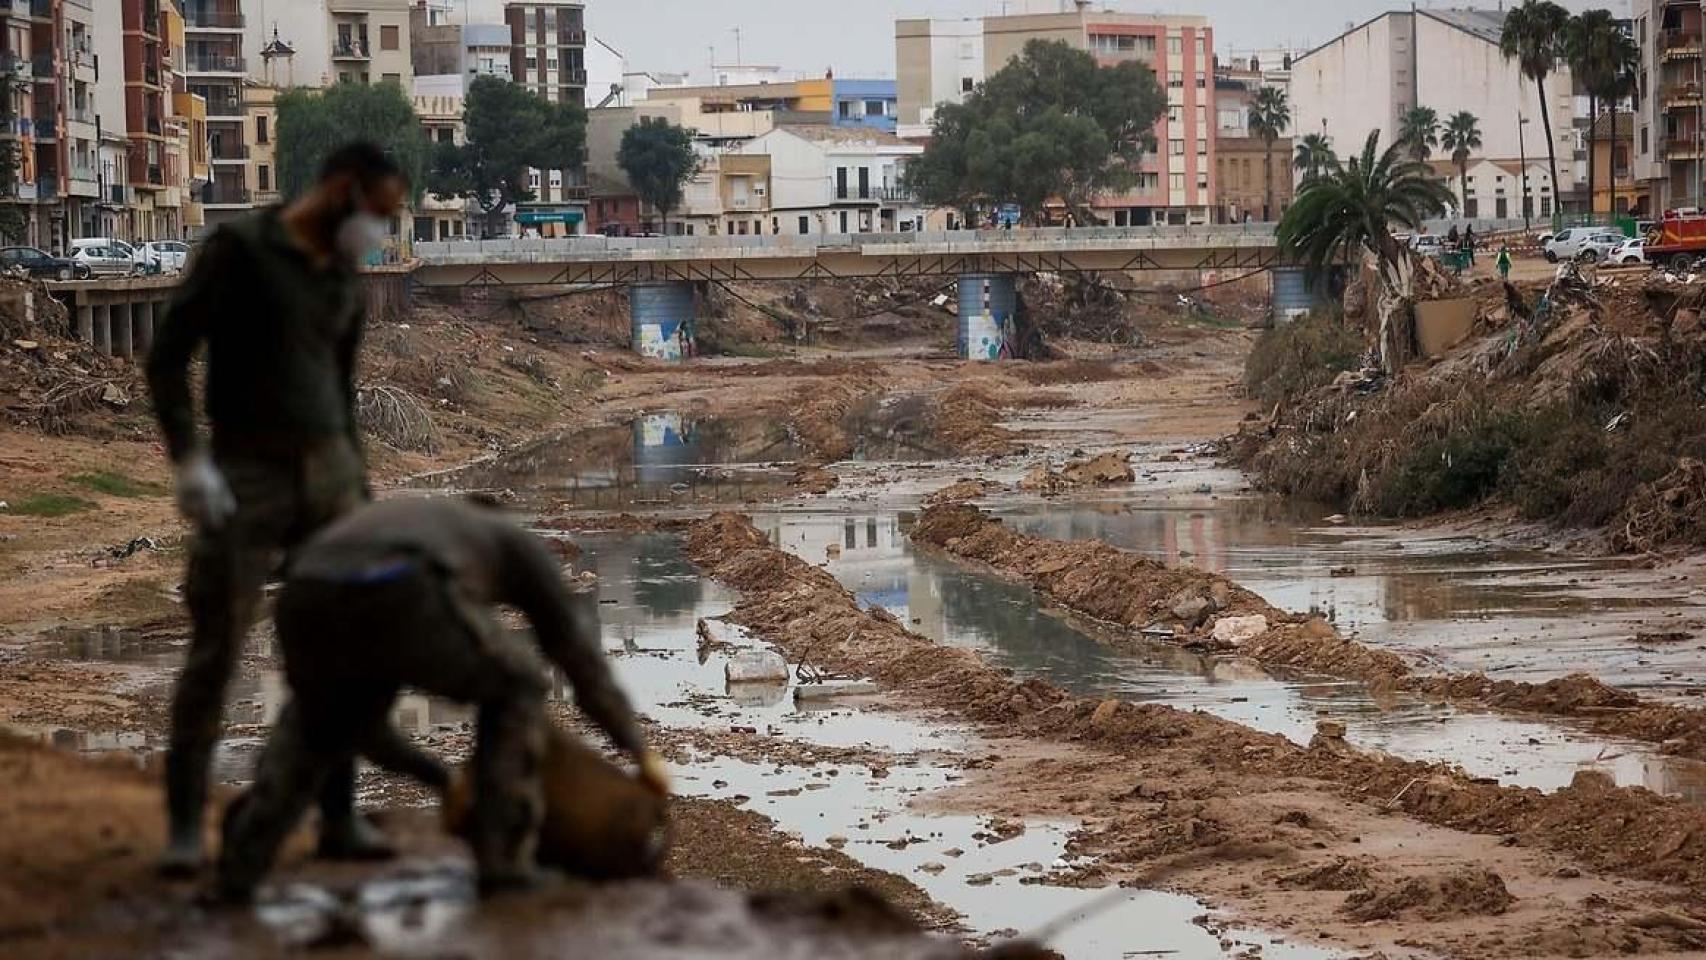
[1458,159,1469,218]
[1537,77,1561,220]
[1372,235,1418,373]
[1264,138,1275,221]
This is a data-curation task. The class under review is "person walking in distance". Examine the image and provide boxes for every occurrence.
[1463,224,1477,266]
[216,498,669,901]
[146,142,407,876]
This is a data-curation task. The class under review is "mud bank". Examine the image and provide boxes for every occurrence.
[683,512,1706,956]
[913,503,1706,761]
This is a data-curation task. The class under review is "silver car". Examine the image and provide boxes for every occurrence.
[69,238,143,276]
[135,240,191,274]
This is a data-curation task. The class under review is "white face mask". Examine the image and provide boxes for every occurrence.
[335,182,389,261]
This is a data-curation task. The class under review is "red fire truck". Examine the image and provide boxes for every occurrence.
[1645,208,1706,271]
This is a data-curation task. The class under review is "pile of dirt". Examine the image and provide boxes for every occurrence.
[911,504,1706,760]
[1016,452,1134,493]
[1007,359,1126,386]
[924,479,1006,506]
[1275,857,1376,891]
[1232,273,1706,552]
[0,283,152,439]
[1340,868,1515,922]
[924,383,1021,457]
[682,513,1706,903]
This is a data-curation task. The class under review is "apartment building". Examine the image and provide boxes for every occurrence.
[731,125,924,236]
[894,17,984,138]
[121,0,177,239]
[1291,8,1575,218]
[981,8,1217,225]
[1632,1,1705,213]
[411,2,511,80]
[329,0,411,86]
[504,0,585,231]
[1214,57,1292,222]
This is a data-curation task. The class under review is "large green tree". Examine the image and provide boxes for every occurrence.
[907,39,1165,225]
[426,74,587,236]
[1279,130,1451,371]
[1501,0,1570,218]
[1293,133,1337,186]
[275,81,427,200]
[617,117,699,234]
[1397,106,1440,162]
[1440,111,1483,216]
[1565,10,1640,216]
[1248,86,1290,220]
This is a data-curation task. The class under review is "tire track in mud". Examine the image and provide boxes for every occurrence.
[911,503,1706,764]
[681,511,1706,940]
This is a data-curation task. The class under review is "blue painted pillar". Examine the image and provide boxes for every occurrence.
[630,281,696,362]
[957,273,1016,361]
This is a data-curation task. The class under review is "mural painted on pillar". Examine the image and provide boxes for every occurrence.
[636,320,696,362]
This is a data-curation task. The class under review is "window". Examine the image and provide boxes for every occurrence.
[799,215,809,234]
[1195,36,1205,56]
[1169,172,1185,190]
[961,76,974,93]
[380,25,399,51]
[526,56,537,69]
[1168,105,1183,123]
[1137,35,1156,54]
[437,127,452,144]
[865,99,887,116]
[338,71,352,84]
[1642,126,1649,153]
[1197,172,1209,189]
[1168,70,1183,87]
[258,164,270,191]
[1197,138,1207,155]
[840,100,855,118]
[1195,73,1207,89]
[1196,104,1207,127]
[1167,36,1182,54]
[255,115,268,143]
[547,59,558,71]
[1137,172,1159,189]
[1169,138,1184,155]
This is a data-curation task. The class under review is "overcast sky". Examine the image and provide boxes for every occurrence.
[448,0,1630,81]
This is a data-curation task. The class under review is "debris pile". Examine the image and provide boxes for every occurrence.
[0,280,149,437]
[1017,451,1134,493]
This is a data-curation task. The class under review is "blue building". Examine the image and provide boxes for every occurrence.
[830,79,898,133]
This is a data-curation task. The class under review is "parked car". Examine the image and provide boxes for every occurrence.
[1543,227,1624,262]
[1410,234,1446,258]
[1612,237,1647,265]
[0,245,91,281]
[134,239,191,274]
[70,238,143,276]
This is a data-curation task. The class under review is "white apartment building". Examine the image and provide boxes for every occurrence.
[732,125,925,235]
[894,18,985,138]
[1290,8,1577,216]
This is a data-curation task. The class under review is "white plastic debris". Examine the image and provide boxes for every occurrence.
[793,680,880,703]
[725,651,789,684]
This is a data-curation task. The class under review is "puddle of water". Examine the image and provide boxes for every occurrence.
[748,508,1706,802]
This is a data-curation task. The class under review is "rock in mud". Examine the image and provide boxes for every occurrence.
[727,651,790,684]
[1210,614,1269,645]
[1017,452,1134,493]
[1169,592,1217,629]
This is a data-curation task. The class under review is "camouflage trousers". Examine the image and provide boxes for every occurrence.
[217,558,548,900]
[165,438,368,853]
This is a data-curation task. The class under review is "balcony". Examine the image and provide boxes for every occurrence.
[1662,135,1703,160]
[209,143,248,162]
[145,164,164,185]
[30,52,50,77]
[66,107,95,127]
[332,40,371,60]
[145,115,162,135]
[203,94,242,118]
[1664,30,1703,59]
[563,68,587,85]
[877,185,916,203]
[564,29,586,44]
[1664,82,1704,110]
[0,53,32,81]
[144,64,160,86]
[184,8,245,29]
[185,54,244,74]
[31,116,52,140]
[201,182,250,206]
[104,183,130,206]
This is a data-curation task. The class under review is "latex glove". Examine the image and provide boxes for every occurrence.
[174,451,237,530]
[636,750,671,798]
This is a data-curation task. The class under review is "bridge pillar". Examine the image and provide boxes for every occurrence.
[957,273,1017,361]
[111,302,133,359]
[629,281,696,362]
[76,303,93,344]
[92,304,111,356]
[132,300,155,356]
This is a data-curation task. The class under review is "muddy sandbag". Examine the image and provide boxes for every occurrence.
[445,724,669,880]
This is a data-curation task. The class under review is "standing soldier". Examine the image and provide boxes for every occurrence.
[146,142,408,876]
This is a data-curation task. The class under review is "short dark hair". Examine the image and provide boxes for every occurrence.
[318,141,405,189]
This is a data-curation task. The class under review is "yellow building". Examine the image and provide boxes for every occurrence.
[1590,112,1647,217]
[174,90,209,233]
[244,84,281,208]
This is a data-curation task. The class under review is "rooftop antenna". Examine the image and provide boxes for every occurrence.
[731,27,743,65]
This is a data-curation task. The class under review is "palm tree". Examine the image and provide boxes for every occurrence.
[1279,130,1452,371]
[1397,106,1440,162]
[1248,86,1290,220]
[1501,0,1570,219]
[1440,111,1483,217]
[1566,10,1641,216]
[1293,133,1337,185]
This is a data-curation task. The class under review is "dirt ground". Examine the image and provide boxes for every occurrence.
[5,264,1705,958]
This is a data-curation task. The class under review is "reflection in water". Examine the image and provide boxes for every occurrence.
[752,508,1706,802]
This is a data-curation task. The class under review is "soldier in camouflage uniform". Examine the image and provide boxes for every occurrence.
[146,143,408,876]
[216,498,667,901]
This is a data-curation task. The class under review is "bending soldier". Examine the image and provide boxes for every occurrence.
[217,498,668,901]
[146,143,407,875]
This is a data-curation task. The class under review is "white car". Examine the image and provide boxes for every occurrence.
[1611,237,1646,265]
[1410,234,1445,258]
[69,238,142,276]
[135,240,191,274]
[1543,228,1625,263]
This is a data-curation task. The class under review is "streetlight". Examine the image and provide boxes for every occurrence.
[1517,112,1532,231]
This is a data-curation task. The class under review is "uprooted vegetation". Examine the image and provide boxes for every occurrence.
[1232,276,1706,552]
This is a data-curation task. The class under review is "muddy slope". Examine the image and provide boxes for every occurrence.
[912,503,1706,760]
[682,512,1706,954]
